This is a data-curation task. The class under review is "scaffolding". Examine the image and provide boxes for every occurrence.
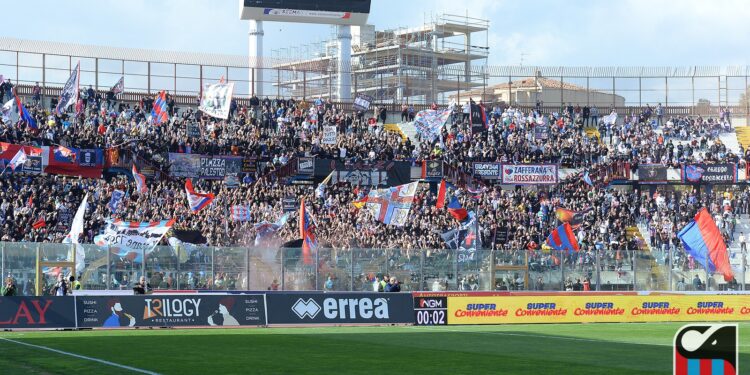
[271,13,490,104]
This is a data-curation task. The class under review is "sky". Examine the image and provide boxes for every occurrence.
[3,0,749,105]
[4,0,749,67]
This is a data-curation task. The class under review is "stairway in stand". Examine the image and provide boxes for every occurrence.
[734,126,750,150]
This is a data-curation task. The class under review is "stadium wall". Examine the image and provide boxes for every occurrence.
[2,291,750,330]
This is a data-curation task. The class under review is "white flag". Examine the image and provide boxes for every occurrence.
[7,149,27,170]
[62,193,88,273]
[199,82,234,119]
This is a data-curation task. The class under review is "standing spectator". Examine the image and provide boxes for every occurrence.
[2,276,17,296]
[590,106,599,126]
[385,277,400,292]
[740,232,746,252]
[656,103,665,127]
[133,276,151,295]
[4,79,13,101]
[32,82,42,105]
[400,102,408,122]
[692,274,702,291]
[52,273,69,296]
[582,105,590,126]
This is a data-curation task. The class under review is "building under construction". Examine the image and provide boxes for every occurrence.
[271,14,489,104]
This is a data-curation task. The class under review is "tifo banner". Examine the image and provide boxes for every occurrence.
[501,164,558,185]
[322,126,337,145]
[473,162,501,180]
[199,82,234,119]
[638,164,668,184]
[352,93,373,111]
[94,219,175,259]
[0,297,77,329]
[682,163,737,184]
[445,295,750,325]
[413,109,451,142]
[265,293,413,325]
[168,153,244,179]
[76,294,266,327]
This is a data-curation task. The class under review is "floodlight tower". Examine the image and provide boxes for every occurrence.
[239,0,371,101]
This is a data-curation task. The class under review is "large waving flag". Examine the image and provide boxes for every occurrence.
[254,213,290,246]
[62,193,88,272]
[95,218,175,262]
[14,94,37,129]
[555,207,591,229]
[56,62,80,114]
[151,90,168,125]
[546,222,580,253]
[446,196,469,222]
[132,164,148,194]
[414,108,452,142]
[366,182,419,226]
[299,198,317,265]
[184,179,215,213]
[678,208,733,281]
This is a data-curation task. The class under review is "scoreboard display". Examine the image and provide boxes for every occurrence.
[413,297,448,326]
[240,0,371,25]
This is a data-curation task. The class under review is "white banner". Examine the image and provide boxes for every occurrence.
[322,126,337,145]
[199,82,234,119]
[501,164,558,185]
[94,219,175,257]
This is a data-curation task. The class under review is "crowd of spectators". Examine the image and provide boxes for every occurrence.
[0,88,747,292]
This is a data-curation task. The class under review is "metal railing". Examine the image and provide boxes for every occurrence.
[0,242,742,295]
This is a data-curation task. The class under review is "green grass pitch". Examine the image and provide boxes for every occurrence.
[1,323,748,374]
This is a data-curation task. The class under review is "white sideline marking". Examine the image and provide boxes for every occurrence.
[0,337,160,374]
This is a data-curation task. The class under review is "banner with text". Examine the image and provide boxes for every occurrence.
[169,153,244,179]
[501,164,558,185]
[0,297,77,329]
[682,163,737,184]
[446,294,750,325]
[76,294,266,327]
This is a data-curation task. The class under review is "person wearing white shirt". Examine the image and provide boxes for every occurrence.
[740,232,746,252]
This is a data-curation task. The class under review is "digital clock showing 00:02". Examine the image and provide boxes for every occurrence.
[413,297,448,326]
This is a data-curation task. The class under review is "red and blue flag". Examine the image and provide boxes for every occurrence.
[14,94,37,129]
[184,178,215,213]
[546,222,580,253]
[132,164,148,194]
[678,208,733,281]
[151,90,168,125]
[447,196,469,222]
[299,198,317,265]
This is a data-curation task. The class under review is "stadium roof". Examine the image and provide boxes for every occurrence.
[0,37,249,68]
